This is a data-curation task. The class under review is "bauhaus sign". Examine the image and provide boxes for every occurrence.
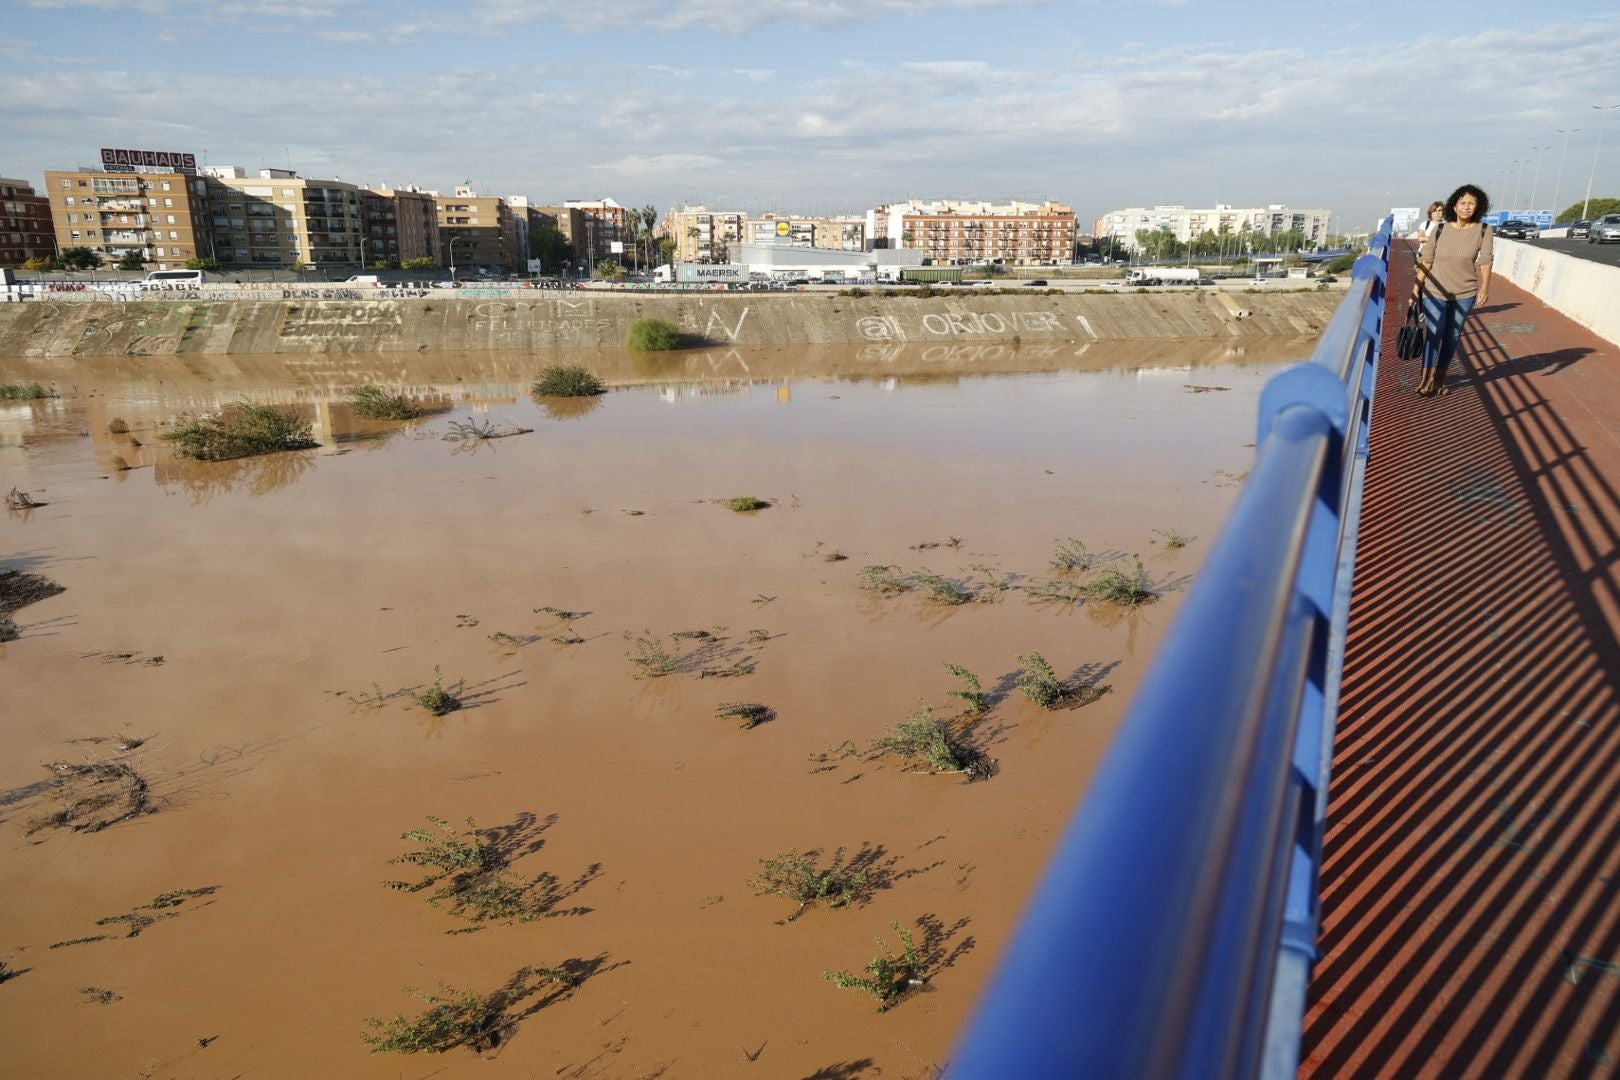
[100,148,199,174]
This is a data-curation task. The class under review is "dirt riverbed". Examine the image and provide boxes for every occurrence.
[2,340,1290,1077]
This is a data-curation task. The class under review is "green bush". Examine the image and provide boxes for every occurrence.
[532,365,606,397]
[349,385,422,420]
[0,382,50,401]
[164,401,318,461]
[727,496,770,512]
[625,318,685,352]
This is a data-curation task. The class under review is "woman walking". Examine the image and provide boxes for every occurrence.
[1411,185,1493,396]
[1409,201,1444,240]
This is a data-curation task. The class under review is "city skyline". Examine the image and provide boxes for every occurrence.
[4,0,1618,229]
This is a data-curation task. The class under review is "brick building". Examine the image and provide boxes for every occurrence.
[0,178,57,266]
[868,199,1077,266]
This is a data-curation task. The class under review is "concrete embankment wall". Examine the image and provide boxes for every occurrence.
[1492,239,1620,346]
[0,289,1341,357]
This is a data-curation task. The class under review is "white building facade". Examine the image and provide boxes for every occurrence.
[1094,204,1333,253]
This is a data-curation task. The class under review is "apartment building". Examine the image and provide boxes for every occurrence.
[205,167,363,268]
[1,178,56,265]
[436,185,516,271]
[44,166,212,269]
[656,205,745,263]
[743,213,866,251]
[1094,204,1333,253]
[560,198,632,263]
[363,186,439,266]
[505,195,533,267]
[869,200,1077,266]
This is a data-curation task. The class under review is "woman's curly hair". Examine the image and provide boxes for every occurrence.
[1443,184,1491,223]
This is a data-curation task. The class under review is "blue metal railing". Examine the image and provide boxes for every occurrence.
[950,218,1394,1079]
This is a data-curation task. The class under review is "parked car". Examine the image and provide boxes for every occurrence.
[1495,219,1539,240]
[1567,219,1592,238]
[1588,214,1620,243]
[1022,278,1048,287]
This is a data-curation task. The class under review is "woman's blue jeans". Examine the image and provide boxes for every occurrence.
[1420,293,1477,372]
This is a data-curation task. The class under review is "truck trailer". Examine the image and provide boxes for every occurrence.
[1126,267,1201,285]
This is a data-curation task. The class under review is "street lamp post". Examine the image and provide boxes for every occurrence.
[448,234,472,282]
[1528,145,1549,216]
[1553,128,1580,222]
[1582,103,1620,220]
[1510,159,1528,217]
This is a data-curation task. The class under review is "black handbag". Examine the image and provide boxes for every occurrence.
[1396,303,1425,361]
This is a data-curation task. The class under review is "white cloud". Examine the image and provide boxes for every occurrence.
[2,14,1616,228]
[594,153,726,177]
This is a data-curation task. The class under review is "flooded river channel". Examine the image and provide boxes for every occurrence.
[2,339,1305,1077]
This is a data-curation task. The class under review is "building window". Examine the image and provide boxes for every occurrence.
[161,181,172,191]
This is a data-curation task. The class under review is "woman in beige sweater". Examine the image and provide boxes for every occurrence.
[1411,184,1493,396]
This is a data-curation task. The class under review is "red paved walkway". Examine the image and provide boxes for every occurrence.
[1300,247,1620,1078]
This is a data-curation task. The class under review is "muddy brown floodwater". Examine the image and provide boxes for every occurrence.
[1,339,1304,1078]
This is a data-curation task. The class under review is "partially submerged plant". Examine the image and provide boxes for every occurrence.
[27,759,151,834]
[6,487,41,510]
[716,702,774,729]
[164,401,318,461]
[913,570,973,606]
[822,921,926,1012]
[1023,578,1087,606]
[350,384,422,420]
[1083,557,1157,606]
[0,382,50,400]
[727,496,771,512]
[624,630,677,677]
[749,847,869,923]
[1016,652,1064,708]
[1051,538,1097,572]
[532,365,606,397]
[384,817,557,925]
[413,667,464,716]
[944,663,987,714]
[857,565,913,595]
[1016,651,1110,710]
[1153,529,1191,549]
[362,967,579,1054]
[869,703,991,779]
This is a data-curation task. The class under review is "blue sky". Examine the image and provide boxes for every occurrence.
[3,0,1617,230]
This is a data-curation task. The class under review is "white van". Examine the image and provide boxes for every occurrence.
[344,274,381,286]
[142,269,204,287]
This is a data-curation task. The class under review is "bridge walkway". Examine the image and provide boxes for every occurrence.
[1300,244,1620,1076]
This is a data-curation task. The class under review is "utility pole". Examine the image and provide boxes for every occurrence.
[1527,145,1549,216]
[1582,104,1620,220]
[1553,128,1580,222]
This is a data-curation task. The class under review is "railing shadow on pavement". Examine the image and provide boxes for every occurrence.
[1299,272,1620,1078]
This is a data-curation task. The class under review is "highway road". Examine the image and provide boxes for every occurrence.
[1515,235,1620,269]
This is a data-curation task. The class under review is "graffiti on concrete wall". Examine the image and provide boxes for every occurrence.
[856,310,1067,341]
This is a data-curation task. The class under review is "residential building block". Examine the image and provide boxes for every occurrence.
[45,166,213,270]
[1,178,57,266]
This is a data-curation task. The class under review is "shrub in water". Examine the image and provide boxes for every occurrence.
[625,318,684,352]
[350,384,421,420]
[0,382,49,400]
[532,365,606,397]
[164,401,317,461]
